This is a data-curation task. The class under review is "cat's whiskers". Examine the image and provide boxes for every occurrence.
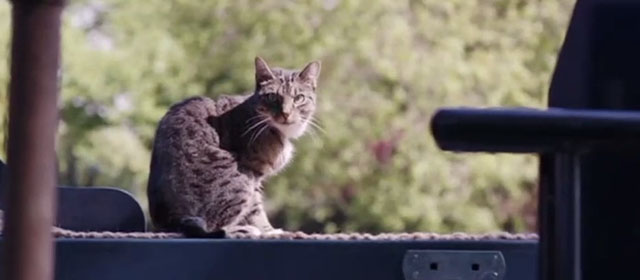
[305,125,321,142]
[307,117,326,135]
[248,123,270,147]
[245,114,265,124]
[242,117,269,137]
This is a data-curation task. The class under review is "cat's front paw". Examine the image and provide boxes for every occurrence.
[224,225,262,236]
[263,228,285,235]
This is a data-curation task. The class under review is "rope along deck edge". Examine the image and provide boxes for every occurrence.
[50,228,538,240]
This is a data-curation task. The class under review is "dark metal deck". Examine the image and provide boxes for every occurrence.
[0,239,537,280]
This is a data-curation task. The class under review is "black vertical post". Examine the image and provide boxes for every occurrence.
[541,0,589,278]
[2,1,65,280]
[539,154,582,280]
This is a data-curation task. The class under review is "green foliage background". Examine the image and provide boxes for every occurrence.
[0,0,575,233]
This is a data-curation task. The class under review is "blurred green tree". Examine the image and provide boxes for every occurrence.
[0,0,575,233]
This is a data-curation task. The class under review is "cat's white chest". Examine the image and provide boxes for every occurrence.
[273,141,294,173]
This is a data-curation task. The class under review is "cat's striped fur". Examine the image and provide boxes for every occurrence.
[147,57,320,237]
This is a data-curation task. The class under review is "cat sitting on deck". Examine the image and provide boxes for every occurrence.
[147,57,321,238]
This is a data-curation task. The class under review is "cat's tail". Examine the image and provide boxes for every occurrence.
[173,216,226,238]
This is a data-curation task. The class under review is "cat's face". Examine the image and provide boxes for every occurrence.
[253,57,321,139]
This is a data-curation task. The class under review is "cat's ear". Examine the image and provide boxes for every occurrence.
[255,56,275,85]
[298,60,321,86]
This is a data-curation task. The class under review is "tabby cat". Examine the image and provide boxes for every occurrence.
[147,57,320,237]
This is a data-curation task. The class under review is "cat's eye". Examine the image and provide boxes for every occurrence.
[294,94,305,103]
[263,93,278,102]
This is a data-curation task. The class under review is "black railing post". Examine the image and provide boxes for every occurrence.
[539,154,582,280]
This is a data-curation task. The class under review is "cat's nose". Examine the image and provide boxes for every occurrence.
[281,112,290,120]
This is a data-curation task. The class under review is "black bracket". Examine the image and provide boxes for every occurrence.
[403,250,506,280]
